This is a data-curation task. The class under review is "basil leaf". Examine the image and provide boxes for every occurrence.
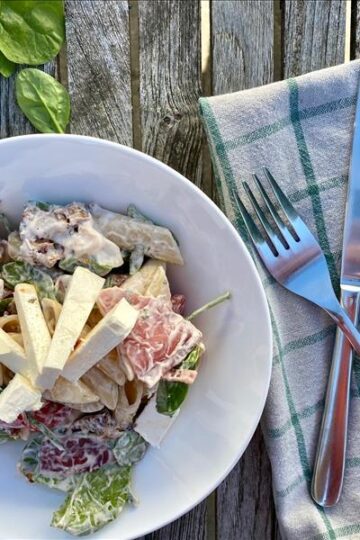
[51,465,132,536]
[16,69,70,133]
[2,261,56,299]
[0,50,14,77]
[0,0,64,65]
[156,346,202,416]
[113,432,147,467]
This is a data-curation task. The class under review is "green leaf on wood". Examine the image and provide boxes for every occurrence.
[0,0,65,65]
[0,50,15,77]
[16,68,70,133]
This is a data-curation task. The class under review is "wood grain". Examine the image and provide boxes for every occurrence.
[0,63,56,138]
[135,1,209,537]
[65,0,132,145]
[137,0,204,190]
[353,1,360,59]
[283,0,346,78]
[211,2,277,538]
[212,0,274,95]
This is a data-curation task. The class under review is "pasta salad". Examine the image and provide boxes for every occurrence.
[0,202,229,536]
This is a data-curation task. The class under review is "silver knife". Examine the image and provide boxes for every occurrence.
[311,88,360,507]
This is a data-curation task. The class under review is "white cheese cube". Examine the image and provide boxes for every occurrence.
[134,396,179,448]
[14,284,51,386]
[0,327,28,376]
[38,267,105,390]
[0,373,42,423]
[62,298,138,382]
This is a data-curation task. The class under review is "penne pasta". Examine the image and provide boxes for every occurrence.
[0,315,21,333]
[81,366,119,410]
[114,379,144,429]
[97,349,126,386]
[43,376,99,404]
[41,298,62,335]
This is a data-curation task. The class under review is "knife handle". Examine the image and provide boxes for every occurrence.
[311,289,359,506]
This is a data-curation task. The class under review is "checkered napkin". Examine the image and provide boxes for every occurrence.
[200,60,360,540]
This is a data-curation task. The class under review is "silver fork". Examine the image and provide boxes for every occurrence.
[234,168,360,354]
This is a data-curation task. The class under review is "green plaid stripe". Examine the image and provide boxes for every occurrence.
[288,78,338,286]
[223,95,356,152]
[200,95,337,538]
[199,61,360,539]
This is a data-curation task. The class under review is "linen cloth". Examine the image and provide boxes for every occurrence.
[199,60,360,540]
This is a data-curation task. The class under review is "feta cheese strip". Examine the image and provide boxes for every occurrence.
[0,327,28,376]
[38,267,105,390]
[62,298,138,383]
[134,396,179,448]
[0,373,42,423]
[14,284,51,386]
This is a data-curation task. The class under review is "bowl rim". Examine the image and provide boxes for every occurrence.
[0,133,272,538]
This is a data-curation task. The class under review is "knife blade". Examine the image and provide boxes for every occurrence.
[311,87,360,506]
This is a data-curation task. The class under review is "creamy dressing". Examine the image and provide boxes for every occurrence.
[19,203,123,270]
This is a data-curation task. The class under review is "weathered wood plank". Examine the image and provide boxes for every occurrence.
[137,0,204,190]
[211,2,276,538]
[135,0,208,537]
[212,0,274,95]
[216,428,278,540]
[65,0,132,145]
[283,0,346,78]
[0,63,56,138]
[353,0,360,59]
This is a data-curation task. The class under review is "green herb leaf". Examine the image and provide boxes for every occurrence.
[51,465,132,536]
[0,212,11,237]
[2,261,56,299]
[0,298,12,315]
[156,346,202,416]
[16,69,70,133]
[129,245,145,275]
[113,432,147,467]
[0,50,14,77]
[59,256,112,277]
[0,430,11,445]
[127,204,154,224]
[0,0,65,65]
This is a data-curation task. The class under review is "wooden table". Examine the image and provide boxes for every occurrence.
[0,1,354,538]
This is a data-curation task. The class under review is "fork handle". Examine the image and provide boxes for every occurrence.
[312,289,359,506]
[325,297,360,354]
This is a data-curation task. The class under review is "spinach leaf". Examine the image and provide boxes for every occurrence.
[2,261,56,299]
[51,465,132,536]
[0,0,64,65]
[156,346,202,416]
[0,50,15,77]
[16,69,70,133]
[113,432,147,467]
[59,256,112,277]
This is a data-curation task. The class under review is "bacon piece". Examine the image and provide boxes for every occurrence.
[97,289,202,387]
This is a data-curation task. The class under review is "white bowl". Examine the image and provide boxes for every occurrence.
[0,134,272,540]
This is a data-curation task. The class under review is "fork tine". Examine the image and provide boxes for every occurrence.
[243,181,285,254]
[263,168,299,225]
[252,174,294,247]
[233,190,275,260]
